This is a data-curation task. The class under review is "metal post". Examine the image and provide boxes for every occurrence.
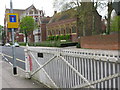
[10,0,17,75]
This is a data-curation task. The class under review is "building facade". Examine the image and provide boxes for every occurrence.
[4,5,47,43]
[47,8,103,42]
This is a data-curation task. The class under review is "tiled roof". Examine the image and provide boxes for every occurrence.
[41,17,51,24]
[49,8,76,24]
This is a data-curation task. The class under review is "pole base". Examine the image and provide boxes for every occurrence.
[25,72,31,79]
[13,67,17,75]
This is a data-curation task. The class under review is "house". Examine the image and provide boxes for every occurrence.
[47,9,78,42]
[4,5,47,43]
[47,6,103,42]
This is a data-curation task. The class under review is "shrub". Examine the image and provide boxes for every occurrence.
[76,43,81,48]
[18,42,26,46]
[47,34,71,41]
[65,34,70,40]
[59,35,65,40]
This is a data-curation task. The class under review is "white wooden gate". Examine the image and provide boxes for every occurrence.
[25,47,120,89]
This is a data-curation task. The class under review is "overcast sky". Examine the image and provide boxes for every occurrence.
[0,0,54,26]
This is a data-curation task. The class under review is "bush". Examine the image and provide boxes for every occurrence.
[59,35,65,40]
[18,42,26,46]
[47,34,71,41]
[65,34,70,40]
[76,43,81,48]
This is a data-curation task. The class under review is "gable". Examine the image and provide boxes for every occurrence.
[25,5,38,14]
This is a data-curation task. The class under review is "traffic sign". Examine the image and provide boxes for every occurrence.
[7,13,19,28]
[9,15,16,22]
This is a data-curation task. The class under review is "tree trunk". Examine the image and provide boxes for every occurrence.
[92,2,95,35]
[24,29,28,46]
[83,18,86,36]
[107,2,113,34]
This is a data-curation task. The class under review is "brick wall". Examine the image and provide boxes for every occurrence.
[16,33,24,42]
[71,34,78,42]
[79,33,120,50]
[41,24,47,41]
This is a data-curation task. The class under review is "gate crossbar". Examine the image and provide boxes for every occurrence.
[29,52,58,88]
[74,73,120,88]
[31,55,57,77]
[59,56,95,88]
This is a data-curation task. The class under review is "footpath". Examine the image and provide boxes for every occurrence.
[0,58,49,89]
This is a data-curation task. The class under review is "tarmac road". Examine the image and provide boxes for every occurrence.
[2,46,25,70]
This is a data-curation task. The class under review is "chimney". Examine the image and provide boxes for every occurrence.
[54,11,57,14]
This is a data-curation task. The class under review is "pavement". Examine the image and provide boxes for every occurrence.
[0,57,49,89]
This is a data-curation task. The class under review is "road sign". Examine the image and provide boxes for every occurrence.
[7,13,19,28]
[10,15,16,22]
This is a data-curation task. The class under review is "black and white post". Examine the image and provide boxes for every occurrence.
[10,0,17,75]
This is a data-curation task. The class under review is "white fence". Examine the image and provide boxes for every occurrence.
[25,47,120,89]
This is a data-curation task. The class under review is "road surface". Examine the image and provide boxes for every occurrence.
[2,46,25,70]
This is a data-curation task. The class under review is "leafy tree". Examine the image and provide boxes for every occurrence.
[20,16,37,44]
[111,16,120,32]
[0,25,3,33]
[0,25,3,40]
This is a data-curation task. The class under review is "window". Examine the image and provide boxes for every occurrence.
[56,29,59,35]
[35,18,38,22]
[52,30,55,35]
[61,28,65,35]
[72,26,76,33]
[29,11,33,14]
[47,31,50,36]
[66,27,70,34]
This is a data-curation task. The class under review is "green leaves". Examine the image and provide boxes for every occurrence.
[20,16,36,33]
[111,16,120,32]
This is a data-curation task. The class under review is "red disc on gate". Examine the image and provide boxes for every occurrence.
[28,55,32,71]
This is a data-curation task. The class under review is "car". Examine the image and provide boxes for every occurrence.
[4,43,11,47]
[14,42,19,47]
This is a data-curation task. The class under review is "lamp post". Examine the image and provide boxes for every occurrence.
[10,0,17,75]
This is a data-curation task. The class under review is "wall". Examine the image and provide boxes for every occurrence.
[71,34,78,42]
[16,33,24,42]
[79,33,120,50]
[41,24,47,41]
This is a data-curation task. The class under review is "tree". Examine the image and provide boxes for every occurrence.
[0,25,3,40]
[111,16,120,32]
[20,16,37,44]
[105,1,113,34]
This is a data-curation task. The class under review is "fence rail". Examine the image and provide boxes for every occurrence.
[25,47,120,88]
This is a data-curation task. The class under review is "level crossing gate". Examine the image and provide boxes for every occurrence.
[25,47,120,89]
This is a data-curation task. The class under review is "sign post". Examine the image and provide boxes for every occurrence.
[7,0,19,75]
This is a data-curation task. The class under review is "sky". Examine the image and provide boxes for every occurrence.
[0,0,54,26]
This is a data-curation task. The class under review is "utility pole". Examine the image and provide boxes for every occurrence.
[10,0,17,75]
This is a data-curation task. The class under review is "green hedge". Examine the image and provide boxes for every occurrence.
[47,34,70,41]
